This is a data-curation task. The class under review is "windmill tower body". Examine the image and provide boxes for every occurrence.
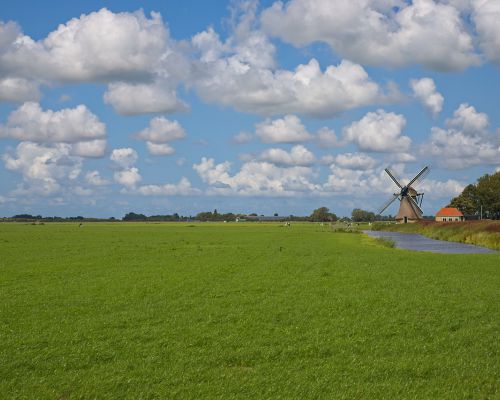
[379,167,429,223]
[395,192,422,223]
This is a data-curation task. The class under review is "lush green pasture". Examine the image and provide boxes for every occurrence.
[0,222,498,399]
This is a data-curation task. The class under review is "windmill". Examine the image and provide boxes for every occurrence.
[378,166,430,223]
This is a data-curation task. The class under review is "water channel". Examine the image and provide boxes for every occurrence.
[364,230,499,254]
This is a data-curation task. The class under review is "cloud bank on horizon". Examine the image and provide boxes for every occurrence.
[0,0,499,217]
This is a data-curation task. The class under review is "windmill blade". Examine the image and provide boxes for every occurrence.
[407,193,423,215]
[378,193,399,215]
[384,168,403,189]
[407,166,430,188]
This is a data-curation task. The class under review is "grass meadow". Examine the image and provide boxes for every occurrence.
[0,222,498,399]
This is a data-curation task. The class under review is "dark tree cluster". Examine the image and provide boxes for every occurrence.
[448,171,500,219]
[351,208,376,222]
[310,207,338,222]
[122,212,191,222]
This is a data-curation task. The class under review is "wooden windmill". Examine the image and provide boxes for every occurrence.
[378,166,429,223]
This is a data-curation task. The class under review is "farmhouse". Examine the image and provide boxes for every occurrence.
[435,207,464,222]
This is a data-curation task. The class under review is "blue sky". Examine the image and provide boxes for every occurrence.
[0,0,499,218]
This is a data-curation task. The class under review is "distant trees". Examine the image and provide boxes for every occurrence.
[351,208,376,222]
[195,210,238,221]
[123,212,147,221]
[448,171,500,219]
[310,207,337,222]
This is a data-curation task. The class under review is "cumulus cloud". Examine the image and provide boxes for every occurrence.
[114,167,142,187]
[70,139,107,158]
[343,109,411,152]
[334,152,377,170]
[192,56,383,117]
[255,115,312,143]
[421,127,499,169]
[146,142,175,156]
[135,117,186,156]
[410,78,444,116]
[2,142,82,195]
[193,157,319,196]
[323,165,381,196]
[473,0,500,64]
[0,78,40,103]
[110,147,142,188]
[232,132,254,144]
[259,145,316,166]
[136,117,185,143]
[261,0,479,71]
[315,127,340,148]
[85,170,109,186]
[110,148,138,169]
[421,103,499,169]
[0,9,170,82]
[0,102,105,144]
[445,103,489,135]
[190,8,384,118]
[137,177,200,196]
[103,82,188,115]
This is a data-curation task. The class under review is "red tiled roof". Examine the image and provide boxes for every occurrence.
[436,207,464,217]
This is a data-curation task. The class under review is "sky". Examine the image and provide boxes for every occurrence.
[0,0,499,218]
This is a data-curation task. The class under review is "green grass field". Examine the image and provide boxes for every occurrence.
[1,222,498,399]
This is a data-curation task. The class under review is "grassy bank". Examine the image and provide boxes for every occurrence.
[0,222,498,399]
[372,220,500,250]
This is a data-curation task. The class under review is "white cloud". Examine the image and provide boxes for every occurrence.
[261,0,479,71]
[114,167,141,187]
[103,82,188,115]
[0,9,170,82]
[315,127,340,148]
[232,132,253,144]
[259,145,316,166]
[343,109,411,152]
[110,147,142,188]
[421,126,499,169]
[0,78,40,103]
[323,165,379,196]
[473,0,500,64]
[334,152,377,170]
[110,148,138,169]
[0,102,105,144]
[191,18,384,117]
[193,157,319,196]
[85,170,109,186]
[136,117,185,143]
[445,103,489,135]
[410,78,444,116]
[421,103,499,169]
[135,117,186,156]
[137,177,200,196]
[2,142,81,195]
[71,139,107,158]
[146,142,175,156]
[419,178,465,199]
[255,115,312,143]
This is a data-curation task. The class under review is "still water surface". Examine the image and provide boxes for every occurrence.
[364,230,499,254]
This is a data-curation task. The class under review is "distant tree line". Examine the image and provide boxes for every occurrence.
[3,214,117,222]
[3,206,401,223]
[448,171,500,219]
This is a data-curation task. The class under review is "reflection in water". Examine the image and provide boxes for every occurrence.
[364,231,499,254]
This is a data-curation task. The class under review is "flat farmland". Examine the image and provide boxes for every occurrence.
[0,222,498,399]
